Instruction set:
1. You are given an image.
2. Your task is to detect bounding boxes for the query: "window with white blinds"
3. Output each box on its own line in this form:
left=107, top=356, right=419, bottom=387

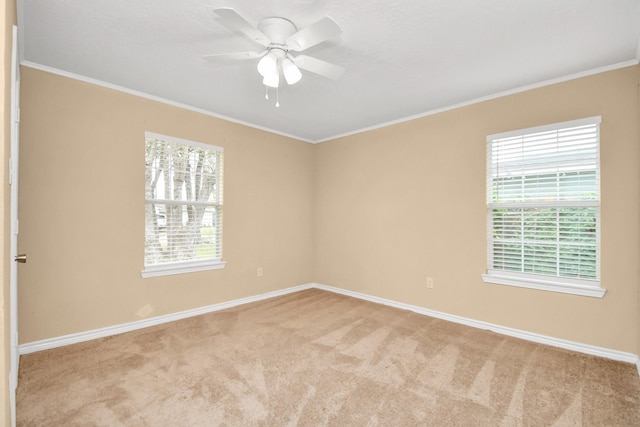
left=142, top=132, right=225, bottom=278
left=482, top=116, right=604, bottom=298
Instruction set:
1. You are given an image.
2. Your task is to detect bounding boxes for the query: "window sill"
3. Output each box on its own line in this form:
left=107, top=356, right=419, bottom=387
left=141, top=260, right=226, bottom=278
left=482, top=271, right=605, bottom=298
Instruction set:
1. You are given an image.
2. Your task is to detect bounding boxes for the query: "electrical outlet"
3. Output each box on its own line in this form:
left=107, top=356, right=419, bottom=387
left=257, top=267, right=263, bottom=277
left=426, top=277, right=434, bottom=289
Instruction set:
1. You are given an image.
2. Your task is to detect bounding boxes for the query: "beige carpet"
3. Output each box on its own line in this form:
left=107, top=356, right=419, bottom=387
left=16, top=289, right=640, bottom=426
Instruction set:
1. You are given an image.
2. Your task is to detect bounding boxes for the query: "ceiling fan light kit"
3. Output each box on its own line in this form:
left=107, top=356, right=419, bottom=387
left=257, top=48, right=298, bottom=88
left=205, top=8, right=345, bottom=107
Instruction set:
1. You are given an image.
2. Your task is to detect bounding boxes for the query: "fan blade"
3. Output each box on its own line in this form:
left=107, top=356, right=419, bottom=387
left=294, top=55, right=344, bottom=80
left=203, top=51, right=264, bottom=63
left=213, top=8, right=270, bottom=47
left=286, top=17, right=341, bottom=52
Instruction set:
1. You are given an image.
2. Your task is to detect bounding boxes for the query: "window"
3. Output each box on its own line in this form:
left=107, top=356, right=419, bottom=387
left=142, top=132, right=224, bottom=278
left=482, top=116, right=604, bottom=298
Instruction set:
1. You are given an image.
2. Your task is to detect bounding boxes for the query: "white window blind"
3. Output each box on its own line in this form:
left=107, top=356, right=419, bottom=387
left=143, top=132, right=224, bottom=277
left=484, top=116, right=603, bottom=297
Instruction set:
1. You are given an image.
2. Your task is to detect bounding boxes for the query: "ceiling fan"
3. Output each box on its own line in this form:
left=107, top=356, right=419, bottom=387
left=204, top=8, right=345, bottom=105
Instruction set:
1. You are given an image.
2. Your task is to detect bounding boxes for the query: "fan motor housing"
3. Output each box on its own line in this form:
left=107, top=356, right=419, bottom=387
left=258, top=17, right=298, bottom=46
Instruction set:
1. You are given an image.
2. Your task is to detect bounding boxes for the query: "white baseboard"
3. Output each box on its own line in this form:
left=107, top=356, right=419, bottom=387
left=19, top=281, right=640, bottom=378
left=313, top=283, right=640, bottom=367
left=18, top=283, right=314, bottom=355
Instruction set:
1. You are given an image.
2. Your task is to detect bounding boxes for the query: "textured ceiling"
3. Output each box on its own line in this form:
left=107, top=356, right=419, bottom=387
left=17, top=0, right=640, bottom=142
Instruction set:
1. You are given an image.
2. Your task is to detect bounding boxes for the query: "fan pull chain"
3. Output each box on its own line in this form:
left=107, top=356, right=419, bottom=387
left=263, top=85, right=280, bottom=108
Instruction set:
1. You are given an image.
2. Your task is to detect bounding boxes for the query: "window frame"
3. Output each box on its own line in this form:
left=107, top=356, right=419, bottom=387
left=141, top=132, right=225, bottom=278
left=482, top=116, right=605, bottom=298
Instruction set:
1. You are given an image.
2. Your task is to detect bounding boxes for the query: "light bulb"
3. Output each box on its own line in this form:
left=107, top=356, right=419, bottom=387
left=282, top=58, right=302, bottom=85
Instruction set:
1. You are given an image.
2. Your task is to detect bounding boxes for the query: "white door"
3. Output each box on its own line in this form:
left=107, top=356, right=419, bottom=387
left=9, top=24, right=21, bottom=427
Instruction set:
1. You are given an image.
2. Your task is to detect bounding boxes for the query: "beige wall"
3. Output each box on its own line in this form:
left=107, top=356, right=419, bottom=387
left=18, top=67, right=315, bottom=343
left=2, top=0, right=16, bottom=423
left=315, top=66, right=640, bottom=354
left=16, top=63, right=640, bottom=358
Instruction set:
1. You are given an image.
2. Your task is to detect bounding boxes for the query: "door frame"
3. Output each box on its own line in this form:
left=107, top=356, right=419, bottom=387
left=9, top=23, right=20, bottom=427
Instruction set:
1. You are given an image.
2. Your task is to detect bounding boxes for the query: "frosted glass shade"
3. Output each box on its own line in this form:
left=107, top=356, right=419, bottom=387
left=282, top=58, right=302, bottom=85
left=257, top=52, right=278, bottom=78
